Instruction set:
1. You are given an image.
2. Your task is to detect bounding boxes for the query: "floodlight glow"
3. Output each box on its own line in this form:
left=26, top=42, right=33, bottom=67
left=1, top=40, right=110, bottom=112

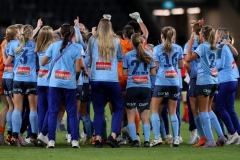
left=171, top=8, right=184, bottom=15
left=187, top=7, right=201, bottom=14
left=153, top=9, right=171, bottom=16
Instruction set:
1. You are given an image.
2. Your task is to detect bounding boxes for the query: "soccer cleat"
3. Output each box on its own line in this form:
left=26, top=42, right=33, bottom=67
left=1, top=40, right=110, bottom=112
left=46, top=140, right=55, bottom=148
left=144, top=141, right=150, bottom=147
left=11, top=137, right=21, bottom=147
left=5, top=134, right=13, bottom=145
left=150, top=138, right=162, bottom=147
left=118, top=139, right=127, bottom=145
left=178, top=136, right=183, bottom=144
left=226, top=132, right=238, bottom=145
left=162, top=138, right=168, bottom=145
left=30, top=137, right=38, bottom=146
left=166, top=134, right=173, bottom=144
left=25, top=137, right=31, bottom=144
left=216, top=136, right=227, bottom=147
left=121, top=127, right=132, bottom=142
left=234, top=136, right=240, bottom=145
left=193, top=136, right=207, bottom=147
left=106, top=135, right=120, bottom=148
left=137, top=135, right=141, bottom=146
left=187, top=129, right=200, bottom=144
left=131, top=140, right=140, bottom=147
left=83, top=137, right=92, bottom=145
left=94, top=140, right=103, bottom=148
left=19, top=135, right=27, bottom=146
left=71, top=140, right=80, bottom=148
left=92, top=136, right=96, bottom=145
left=170, top=137, right=179, bottom=147
left=201, top=140, right=216, bottom=148
left=37, top=133, right=49, bottom=146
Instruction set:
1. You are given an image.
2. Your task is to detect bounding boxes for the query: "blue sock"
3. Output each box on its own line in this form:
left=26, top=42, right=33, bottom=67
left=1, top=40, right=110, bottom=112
left=82, top=114, right=92, bottom=138
left=170, top=114, right=179, bottom=140
left=122, top=121, right=128, bottom=139
left=6, top=112, right=12, bottom=131
left=209, top=110, right=223, bottom=137
left=101, top=116, right=107, bottom=140
left=151, top=113, right=160, bottom=139
left=128, top=122, right=137, bottom=141
left=29, top=111, right=38, bottom=134
left=143, top=124, right=150, bottom=142
left=160, top=116, right=166, bottom=138
left=56, top=121, right=61, bottom=131
left=194, top=115, right=205, bottom=137
left=12, top=110, right=21, bottom=136
left=199, top=112, right=214, bottom=141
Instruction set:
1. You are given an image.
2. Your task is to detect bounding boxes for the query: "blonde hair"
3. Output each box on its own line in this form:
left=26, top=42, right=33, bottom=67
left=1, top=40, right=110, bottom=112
left=201, top=25, right=217, bottom=50
left=216, top=28, right=229, bottom=40
left=15, top=25, right=33, bottom=54
left=5, top=25, right=19, bottom=42
left=35, top=26, right=53, bottom=53
left=94, top=18, right=117, bottom=62
left=161, top=26, right=173, bottom=55
left=131, top=33, right=153, bottom=64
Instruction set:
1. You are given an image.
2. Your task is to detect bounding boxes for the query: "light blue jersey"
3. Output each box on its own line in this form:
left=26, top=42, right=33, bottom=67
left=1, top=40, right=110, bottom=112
left=82, top=50, right=90, bottom=84
left=194, top=42, right=218, bottom=85
left=74, top=24, right=87, bottom=51
left=154, top=43, right=183, bottom=86
left=216, top=41, right=239, bottom=79
left=46, top=41, right=81, bottom=89
left=183, top=38, right=199, bottom=78
left=216, top=44, right=238, bottom=83
left=123, top=50, right=155, bottom=88
left=88, top=37, right=123, bottom=82
left=9, top=40, right=37, bottom=82
left=3, top=40, right=18, bottom=79
left=76, top=47, right=85, bottom=86
left=37, top=49, right=52, bottom=86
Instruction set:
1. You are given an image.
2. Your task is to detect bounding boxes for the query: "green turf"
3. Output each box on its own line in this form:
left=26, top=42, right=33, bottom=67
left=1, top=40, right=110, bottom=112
left=1, top=100, right=240, bottom=160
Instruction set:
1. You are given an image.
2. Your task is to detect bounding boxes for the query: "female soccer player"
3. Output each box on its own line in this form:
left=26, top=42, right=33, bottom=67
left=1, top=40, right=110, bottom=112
left=150, top=26, right=183, bottom=147
left=123, top=33, right=156, bottom=147
left=88, top=15, right=123, bottom=148
left=6, top=25, right=38, bottom=146
left=42, top=24, right=87, bottom=148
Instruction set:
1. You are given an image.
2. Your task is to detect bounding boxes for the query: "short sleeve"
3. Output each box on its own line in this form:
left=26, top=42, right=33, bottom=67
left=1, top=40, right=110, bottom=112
left=122, top=53, right=129, bottom=69
left=45, top=43, right=54, bottom=58
left=194, top=44, right=202, bottom=57
left=9, top=41, right=18, bottom=57
left=153, top=46, right=159, bottom=62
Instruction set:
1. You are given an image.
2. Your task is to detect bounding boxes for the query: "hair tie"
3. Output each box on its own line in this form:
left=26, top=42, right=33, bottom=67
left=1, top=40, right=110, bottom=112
left=21, top=33, right=24, bottom=36
left=103, top=14, right=111, bottom=21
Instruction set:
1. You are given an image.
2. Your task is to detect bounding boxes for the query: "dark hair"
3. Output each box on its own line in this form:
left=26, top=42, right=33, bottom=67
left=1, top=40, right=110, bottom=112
left=127, top=20, right=141, bottom=34
left=122, top=25, right=135, bottom=39
left=60, top=23, right=75, bottom=53
left=86, top=32, right=93, bottom=43
left=131, top=33, right=153, bottom=64
left=116, top=31, right=123, bottom=39
left=193, top=23, right=201, bottom=35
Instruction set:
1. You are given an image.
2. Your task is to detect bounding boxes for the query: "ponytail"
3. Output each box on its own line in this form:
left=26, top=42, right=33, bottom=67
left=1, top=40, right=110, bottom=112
left=202, top=25, right=217, bottom=50
left=15, top=25, right=33, bottom=54
left=59, top=24, right=74, bottom=53
left=131, top=33, right=153, bottom=64
left=162, top=27, right=173, bottom=55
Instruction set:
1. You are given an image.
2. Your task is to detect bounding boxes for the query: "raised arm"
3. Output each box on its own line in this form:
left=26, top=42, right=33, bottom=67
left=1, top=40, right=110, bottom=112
left=32, top=18, right=43, bottom=38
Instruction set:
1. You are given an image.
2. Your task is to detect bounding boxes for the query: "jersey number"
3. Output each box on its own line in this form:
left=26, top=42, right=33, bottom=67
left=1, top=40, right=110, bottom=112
left=162, top=52, right=178, bottom=68
left=131, top=60, right=147, bottom=75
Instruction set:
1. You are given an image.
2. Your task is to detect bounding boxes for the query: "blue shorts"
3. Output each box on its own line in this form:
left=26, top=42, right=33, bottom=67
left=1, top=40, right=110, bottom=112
left=125, top=87, right=151, bottom=110
left=2, top=78, right=13, bottom=97
left=188, top=78, right=197, bottom=97
left=12, top=81, right=37, bottom=95
left=196, top=84, right=218, bottom=97
left=152, top=85, right=180, bottom=100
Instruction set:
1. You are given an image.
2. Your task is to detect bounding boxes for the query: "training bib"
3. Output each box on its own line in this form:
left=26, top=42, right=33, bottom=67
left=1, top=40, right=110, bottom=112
left=38, top=69, right=48, bottom=78
left=16, top=66, right=30, bottom=75
left=4, top=64, right=13, bottom=72
left=164, top=70, right=178, bottom=78
left=96, top=62, right=111, bottom=70
left=132, top=76, right=148, bottom=83
left=54, top=70, right=71, bottom=80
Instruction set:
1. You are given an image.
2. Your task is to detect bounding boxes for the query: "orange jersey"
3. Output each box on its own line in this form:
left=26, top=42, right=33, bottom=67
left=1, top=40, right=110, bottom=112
left=0, top=39, right=7, bottom=71
left=118, top=38, right=133, bottom=90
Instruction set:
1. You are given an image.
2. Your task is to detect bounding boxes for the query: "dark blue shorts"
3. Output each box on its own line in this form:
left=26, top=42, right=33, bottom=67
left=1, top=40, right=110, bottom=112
left=188, top=78, right=197, bottom=97
left=2, top=78, right=13, bottom=97
left=196, top=84, right=218, bottom=97
left=81, top=83, right=90, bottom=103
left=12, top=81, right=37, bottom=95
left=152, top=85, right=180, bottom=100
left=125, top=87, right=151, bottom=110
left=76, top=85, right=83, bottom=101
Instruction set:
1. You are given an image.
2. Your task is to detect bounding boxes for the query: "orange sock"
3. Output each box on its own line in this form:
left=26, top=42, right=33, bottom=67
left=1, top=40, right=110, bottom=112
left=0, top=126, right=5, bottom=135
left=135, top=113, right=140, bottom=134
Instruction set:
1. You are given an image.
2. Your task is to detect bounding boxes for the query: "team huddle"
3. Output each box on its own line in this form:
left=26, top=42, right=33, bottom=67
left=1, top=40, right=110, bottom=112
left=0, top=12, right=239, bottom=149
